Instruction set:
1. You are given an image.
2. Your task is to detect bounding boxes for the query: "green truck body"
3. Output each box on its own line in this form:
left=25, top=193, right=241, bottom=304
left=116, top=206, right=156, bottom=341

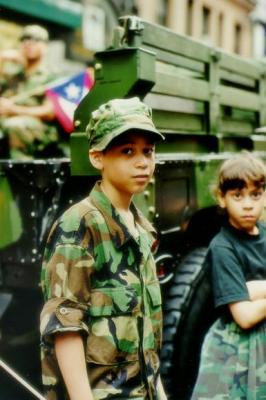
left=1, top=16, right=266, bottom=399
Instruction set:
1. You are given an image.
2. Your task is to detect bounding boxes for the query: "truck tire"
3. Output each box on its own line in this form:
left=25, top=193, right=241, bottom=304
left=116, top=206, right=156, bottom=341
left=160, top=247, right=217, bottom=400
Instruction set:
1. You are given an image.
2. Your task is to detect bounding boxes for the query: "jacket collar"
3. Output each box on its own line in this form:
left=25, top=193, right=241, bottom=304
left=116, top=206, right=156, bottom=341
left=89, top=181, right=157, bottom=249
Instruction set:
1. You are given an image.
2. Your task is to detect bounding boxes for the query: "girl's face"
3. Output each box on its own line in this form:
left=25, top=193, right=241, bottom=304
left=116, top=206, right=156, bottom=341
left=218, top=181, right=266, bottom=235
left=90, top=131, right=155, bottom=203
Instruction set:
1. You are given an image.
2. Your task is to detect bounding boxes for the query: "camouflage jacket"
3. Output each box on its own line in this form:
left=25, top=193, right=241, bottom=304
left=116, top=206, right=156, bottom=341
left=0, top=62, right=54, bottom=103
left=40, top=182, right=163, bottom=400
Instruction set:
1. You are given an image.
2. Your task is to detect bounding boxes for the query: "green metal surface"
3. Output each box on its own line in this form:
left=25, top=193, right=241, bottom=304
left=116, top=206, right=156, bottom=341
left=195, top=159, right=221, bottom=209
left=72, top=15, right=266, bottom=211
left=74, top=48, right=156, bottom=131
left=153, top=110, right=203, bottom=133
left=0, top=0, right=81, bottom=28
left=70, top=132, right=97, bottom=176
left=0, top=174, right=22, bottom=249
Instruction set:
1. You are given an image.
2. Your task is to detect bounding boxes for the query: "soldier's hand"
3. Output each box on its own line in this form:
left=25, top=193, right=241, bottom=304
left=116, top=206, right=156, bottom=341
left=0, top=49, right=26, bottom=66
left=0, top=97, right=17, bottom=116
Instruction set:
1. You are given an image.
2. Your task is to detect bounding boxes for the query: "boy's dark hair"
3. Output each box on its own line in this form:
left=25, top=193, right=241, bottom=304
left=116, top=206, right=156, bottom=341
left=216, top=151, right=266, bottom=195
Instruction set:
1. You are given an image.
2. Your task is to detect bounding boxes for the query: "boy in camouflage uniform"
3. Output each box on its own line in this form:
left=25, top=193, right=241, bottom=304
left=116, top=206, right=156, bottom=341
left=40, top=97, right=167, bottom=400
left=0, top=25, right=60, bottom=159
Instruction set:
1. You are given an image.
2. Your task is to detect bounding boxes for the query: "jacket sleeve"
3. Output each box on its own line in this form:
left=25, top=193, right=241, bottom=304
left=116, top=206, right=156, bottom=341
left=40, top=238, right=95, bottom=342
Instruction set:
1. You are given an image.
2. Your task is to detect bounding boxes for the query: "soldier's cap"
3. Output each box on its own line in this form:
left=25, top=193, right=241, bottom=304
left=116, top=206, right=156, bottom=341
left=87, top=97, right=165, bottom=151
left=20, top=25, right=49, bottom=42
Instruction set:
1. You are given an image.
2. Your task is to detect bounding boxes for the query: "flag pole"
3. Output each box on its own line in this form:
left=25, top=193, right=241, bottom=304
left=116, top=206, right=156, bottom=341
left=0, top=358, right=46, bottom=400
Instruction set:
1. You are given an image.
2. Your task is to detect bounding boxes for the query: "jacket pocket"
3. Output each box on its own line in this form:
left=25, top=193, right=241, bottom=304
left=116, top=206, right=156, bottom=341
left=86, top=286, right=139, bottom=365
left=145, top=281, right=162, bottom=351
left=146, top=281, right=162, bottom=308
left=88, top=286, right=138, bottom=316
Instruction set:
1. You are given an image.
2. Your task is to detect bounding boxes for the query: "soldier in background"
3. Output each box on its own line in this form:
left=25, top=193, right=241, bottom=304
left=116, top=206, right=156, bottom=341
left=0, top=24, right=64, bottom=159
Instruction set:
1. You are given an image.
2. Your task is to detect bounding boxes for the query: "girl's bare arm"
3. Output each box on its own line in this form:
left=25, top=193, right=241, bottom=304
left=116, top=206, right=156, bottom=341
left=246, top=280, right=266, bottom=300
left=229, top=298, right=266, bottom=330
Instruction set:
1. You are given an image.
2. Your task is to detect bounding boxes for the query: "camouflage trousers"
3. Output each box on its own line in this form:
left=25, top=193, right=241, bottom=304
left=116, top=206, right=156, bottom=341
left=191, top=317, right=266, bottom=399
left=0, top=115, right=59, bottom=160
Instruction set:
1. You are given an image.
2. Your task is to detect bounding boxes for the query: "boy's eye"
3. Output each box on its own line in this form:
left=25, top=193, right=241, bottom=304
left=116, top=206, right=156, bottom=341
left=121, top=147, right=133, bottom=155
left=120, top=146, right=154, bottom=156
left=144, top=147, right=155, bottom=155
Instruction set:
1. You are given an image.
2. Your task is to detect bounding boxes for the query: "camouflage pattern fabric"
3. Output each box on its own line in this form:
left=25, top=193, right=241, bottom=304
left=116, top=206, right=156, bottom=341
left=0, top=63, right=59, bottom=159
left=87, top=97, right=164, bottom=151
left=40, top=182, right=162, bottom=400
left=1, top=115, right=58, bottom=160
left=191, top=317, right=266, bottom=399
left=0, top=61, right=51, bottom=99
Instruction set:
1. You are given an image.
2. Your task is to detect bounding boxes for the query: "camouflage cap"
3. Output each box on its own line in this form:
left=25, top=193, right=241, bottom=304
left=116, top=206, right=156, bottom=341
left=86, top=97, right=164, bottom=151
left=20, top=25, right=49, bottom=42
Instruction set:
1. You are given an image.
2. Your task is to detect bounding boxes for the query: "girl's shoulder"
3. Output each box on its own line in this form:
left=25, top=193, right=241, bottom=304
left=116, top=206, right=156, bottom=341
left=258, top=220, right=266, bottom=233
left=209, top=226, right=233, bottom=249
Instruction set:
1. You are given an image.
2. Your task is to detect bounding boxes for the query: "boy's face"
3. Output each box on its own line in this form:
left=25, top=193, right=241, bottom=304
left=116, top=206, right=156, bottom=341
left=89, top=131, right=155, bottom=199
left=218, top=180, right=266, bottom=235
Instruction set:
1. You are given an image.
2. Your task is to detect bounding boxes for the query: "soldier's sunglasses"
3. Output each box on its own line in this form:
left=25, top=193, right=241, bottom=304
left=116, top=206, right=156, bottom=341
left=20, top=35, right=46, bottom=42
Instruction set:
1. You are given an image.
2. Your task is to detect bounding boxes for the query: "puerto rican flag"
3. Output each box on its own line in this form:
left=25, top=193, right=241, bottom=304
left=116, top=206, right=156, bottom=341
left=46, top=70, right=94, bottom=133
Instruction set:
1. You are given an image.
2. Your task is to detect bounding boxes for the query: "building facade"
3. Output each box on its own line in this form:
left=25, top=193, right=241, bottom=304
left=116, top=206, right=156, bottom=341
left=135, top=0, right=256, bottom=57
left=0, top=0, right=259, bottom=64
left=0, top=0, right=137, bottom=70
left=251, top=0, right=266, bottom=57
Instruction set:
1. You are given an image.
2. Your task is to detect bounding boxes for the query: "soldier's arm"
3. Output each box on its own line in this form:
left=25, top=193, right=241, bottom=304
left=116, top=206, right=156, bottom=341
left=55, top=332, right=94, bottom=400
left=0, top=49, right=26, bottom=70
left=0, top=97, right=55, bottom=121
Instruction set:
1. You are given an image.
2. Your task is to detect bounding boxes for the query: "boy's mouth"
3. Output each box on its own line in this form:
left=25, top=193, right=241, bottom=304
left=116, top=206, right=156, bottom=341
left=133, top=174, right=149, bottom=181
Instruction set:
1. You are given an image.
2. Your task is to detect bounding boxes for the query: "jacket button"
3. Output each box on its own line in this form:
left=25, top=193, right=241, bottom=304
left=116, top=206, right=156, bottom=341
left=59, top=307, right=68, bottom=315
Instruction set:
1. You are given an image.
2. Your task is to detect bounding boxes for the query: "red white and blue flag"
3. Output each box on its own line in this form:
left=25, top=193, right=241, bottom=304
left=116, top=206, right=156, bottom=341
left=46, top=70, right=94, bottom=133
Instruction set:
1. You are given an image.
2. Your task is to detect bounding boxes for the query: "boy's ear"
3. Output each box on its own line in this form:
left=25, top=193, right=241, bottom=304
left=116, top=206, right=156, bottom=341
left=89, top=150, right=103, bottom=171
left=217, top=190, right=226, bottom=208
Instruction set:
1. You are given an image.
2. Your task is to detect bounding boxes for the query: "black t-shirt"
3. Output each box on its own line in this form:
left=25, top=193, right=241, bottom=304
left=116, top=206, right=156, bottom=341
left=205, top=222, right=266, bottom=308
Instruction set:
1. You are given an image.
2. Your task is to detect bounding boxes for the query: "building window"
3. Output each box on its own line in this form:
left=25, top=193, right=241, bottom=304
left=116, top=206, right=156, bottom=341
left=157, top=0, right=168, bottom=26
left=234, top=23, right=242, bottom=54
left=264, top=25, right=266, bottom=56
left=82, top=5, right=106, bottom=51
left=218, top=13, right=223, bottom=47
left=202, top=6, right=210, bottom=38
left=186, top=0, right=193, bottom=36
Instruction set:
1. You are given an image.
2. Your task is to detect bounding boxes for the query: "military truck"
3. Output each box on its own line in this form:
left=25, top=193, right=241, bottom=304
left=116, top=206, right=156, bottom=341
left=1, top=15, right=266, bottom=400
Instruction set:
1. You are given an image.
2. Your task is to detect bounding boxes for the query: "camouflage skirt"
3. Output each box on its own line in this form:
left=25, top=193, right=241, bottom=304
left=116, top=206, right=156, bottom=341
left=191, top=317, right=266, bottom=399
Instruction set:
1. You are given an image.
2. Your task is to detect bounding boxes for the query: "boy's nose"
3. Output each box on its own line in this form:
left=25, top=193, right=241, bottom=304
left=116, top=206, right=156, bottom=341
left=135, top=155, right=149, bottom=168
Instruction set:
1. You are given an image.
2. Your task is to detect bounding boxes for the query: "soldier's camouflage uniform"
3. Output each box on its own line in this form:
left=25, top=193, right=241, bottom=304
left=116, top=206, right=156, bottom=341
left=40, top=182, right=163, bottom=400
left=0, top=62, right=59, bottom=159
